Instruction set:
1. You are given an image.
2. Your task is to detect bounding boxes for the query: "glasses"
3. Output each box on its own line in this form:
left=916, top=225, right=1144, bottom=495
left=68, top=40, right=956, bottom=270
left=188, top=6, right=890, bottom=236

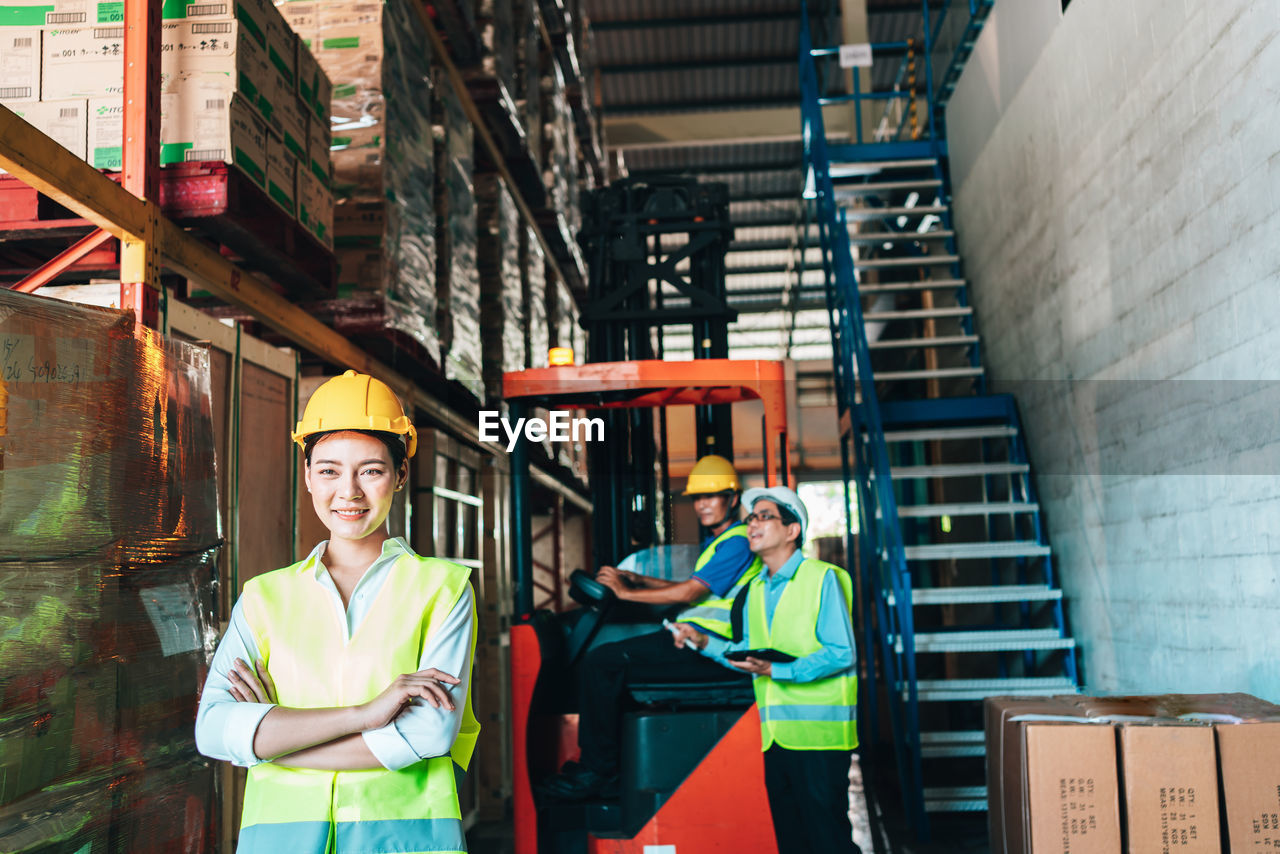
left=745, top=511, right=784, bottom=525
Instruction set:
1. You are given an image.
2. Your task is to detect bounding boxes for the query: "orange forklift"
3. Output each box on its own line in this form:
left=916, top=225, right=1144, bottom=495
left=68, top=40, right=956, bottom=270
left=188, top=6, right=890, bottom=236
left=503, top=358, right=793, bottom=854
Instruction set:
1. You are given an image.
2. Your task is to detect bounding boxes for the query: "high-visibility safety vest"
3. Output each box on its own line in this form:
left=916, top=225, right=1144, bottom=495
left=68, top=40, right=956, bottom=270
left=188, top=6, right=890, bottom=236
left=747, top=558, right=858, bottom=752
left=236, top=553, right=480, bottom=853
left=676, top=523, right=761, bottom=639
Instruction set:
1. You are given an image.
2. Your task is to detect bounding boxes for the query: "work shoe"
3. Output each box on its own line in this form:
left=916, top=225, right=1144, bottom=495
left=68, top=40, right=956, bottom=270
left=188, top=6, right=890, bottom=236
left=536, top=762, right=620, bottom=801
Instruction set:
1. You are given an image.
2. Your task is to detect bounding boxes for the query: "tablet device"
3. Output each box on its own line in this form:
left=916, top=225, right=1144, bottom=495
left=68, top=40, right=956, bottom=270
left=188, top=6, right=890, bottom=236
left=724, top=648, right=796, bottom=663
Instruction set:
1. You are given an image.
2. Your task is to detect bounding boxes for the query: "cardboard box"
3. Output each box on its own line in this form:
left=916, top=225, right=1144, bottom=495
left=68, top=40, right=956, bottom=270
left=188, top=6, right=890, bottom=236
left=296, top=163, right=331, bottom=248
left=275, top=0, right=316, bottom=41
left=1, top=0, right=122, bottom=26
left=159, top=91, right=266, bottom=187
left=262, top=1, right=293, bottom=91
left=316, top=0, right=381, bottom=94
left=265, top=130, right=295, bottom=214
left=1217, top=722, right=1280, bottom=852
left=306, top=108, right=329, bottom=184
left=160, top=0, right=233, bottom=21
left=162, top=18, right=278, bottom=123
left=1119, top=724, right=1221, bottom=854
left=1025, top=724, right=1122, bottom=854
left=0, top=27, right=39, bottom=102
left=294, top=30, right=331, bottom=119
left=8, top=98, right=87, bottom=160
left=41, top=24, right=124, bottom=99
left=332, top=197, right=382, bottom=246
left=87, top=96, right=122, bottom=169
left=335, top=246, right=382, bottom=294
left=270, top=87, right=305, bottom=161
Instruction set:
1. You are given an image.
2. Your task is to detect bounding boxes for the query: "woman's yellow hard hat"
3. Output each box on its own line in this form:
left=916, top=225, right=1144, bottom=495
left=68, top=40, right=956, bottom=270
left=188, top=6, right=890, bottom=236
left=681, top=454, right=740, bottom=496
left=292, top=370, right=417, bottom=457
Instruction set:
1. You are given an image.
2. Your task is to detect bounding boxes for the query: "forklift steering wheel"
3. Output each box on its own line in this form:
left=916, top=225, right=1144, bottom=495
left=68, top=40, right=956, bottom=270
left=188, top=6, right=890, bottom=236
left=569, top=569, right=617, bottom=608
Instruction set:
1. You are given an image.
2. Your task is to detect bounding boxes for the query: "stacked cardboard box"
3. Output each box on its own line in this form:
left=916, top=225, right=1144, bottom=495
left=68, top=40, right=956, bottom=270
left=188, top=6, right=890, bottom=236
left=434, top=64, right=482, bottom=397
left=986, top=693, right=1280, bottom=854
left=0, top=0, right=333, bottom=245
left=280, top=0, right=440, bottom=361
left=0, top=289, right=220, bottom=852
left=477, top=173, right=525, bottom=402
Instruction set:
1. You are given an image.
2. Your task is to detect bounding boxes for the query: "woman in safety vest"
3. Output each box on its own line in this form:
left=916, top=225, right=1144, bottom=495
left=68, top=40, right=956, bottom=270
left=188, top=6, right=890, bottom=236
left=196, top=370, right=480, bottom=853
left=672, top=486, right=861, bottom=854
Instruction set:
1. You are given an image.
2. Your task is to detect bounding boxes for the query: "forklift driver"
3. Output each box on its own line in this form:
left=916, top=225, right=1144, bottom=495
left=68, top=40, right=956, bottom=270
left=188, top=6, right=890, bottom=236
left=672, top=486, right=862, bottom=854
left=536, top=454, right=761, bottom=801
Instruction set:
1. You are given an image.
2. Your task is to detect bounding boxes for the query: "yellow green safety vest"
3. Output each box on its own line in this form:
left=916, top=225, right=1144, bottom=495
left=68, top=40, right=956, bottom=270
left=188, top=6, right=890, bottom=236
left=676, top=523, right=761, bottom=639
left=747, top=557, right=858, bottom=752
left=236, top=553, right=480, bottom=853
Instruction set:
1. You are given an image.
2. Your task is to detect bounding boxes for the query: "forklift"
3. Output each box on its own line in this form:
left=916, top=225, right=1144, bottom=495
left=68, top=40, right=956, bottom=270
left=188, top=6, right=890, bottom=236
left=502, top=177, right=797, bottom=852
left=504, top=358, right=792, bottom=854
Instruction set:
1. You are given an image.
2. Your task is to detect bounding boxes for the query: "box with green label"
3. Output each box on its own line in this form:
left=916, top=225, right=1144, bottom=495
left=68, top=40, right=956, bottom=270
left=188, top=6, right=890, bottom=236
left=265, top=129, right=295, bottom=215
left=41, top=24, right=124, bottom=100
left=162, top=18, right=278, bottom=123
left=270, top=88, right=306, bottom=163
left=306, top=106, right=329, bottom=184
left=0, top=27, right=39, bottom=101
left=86, top=96, right=121, bottom=169
left=296, top=162, right=331, bottom=248
left=1, top=0, right=124, bottom=26
left=161, top=90, right=269, bottom=188
left=1, top=99, right=85, bottom=174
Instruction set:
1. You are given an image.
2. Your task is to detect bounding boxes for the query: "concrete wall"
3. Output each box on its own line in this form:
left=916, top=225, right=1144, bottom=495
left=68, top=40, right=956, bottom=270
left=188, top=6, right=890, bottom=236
left=946, top=0, right=1280, bottom=700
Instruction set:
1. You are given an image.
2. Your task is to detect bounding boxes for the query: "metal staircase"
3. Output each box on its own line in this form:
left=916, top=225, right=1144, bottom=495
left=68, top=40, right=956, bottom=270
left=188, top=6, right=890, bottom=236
left=797, top=2, right=1078, bottom=839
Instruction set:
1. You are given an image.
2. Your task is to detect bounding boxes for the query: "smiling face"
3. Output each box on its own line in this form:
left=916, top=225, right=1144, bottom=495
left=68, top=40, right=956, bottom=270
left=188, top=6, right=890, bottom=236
left=692, top=493, right=735, bottom=529
left=303, top=431, right=407, bottom=545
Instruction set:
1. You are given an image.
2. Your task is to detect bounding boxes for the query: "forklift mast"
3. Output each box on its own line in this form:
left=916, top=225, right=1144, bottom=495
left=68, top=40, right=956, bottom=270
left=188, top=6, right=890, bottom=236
left=577, top=177, right=736, bottom=566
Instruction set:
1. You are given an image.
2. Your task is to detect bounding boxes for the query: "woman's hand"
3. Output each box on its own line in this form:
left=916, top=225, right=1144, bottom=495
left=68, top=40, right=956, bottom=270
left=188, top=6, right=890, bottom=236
left=229, top=658, right=277, bottom=704
left=357, top=669, right=461, bottom=731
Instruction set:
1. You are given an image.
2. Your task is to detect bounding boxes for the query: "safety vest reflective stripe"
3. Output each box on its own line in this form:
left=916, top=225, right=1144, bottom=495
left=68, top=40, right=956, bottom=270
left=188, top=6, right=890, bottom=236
left=759, top=704, right=858, bottom=723
left=676, top=524, right=760, bottom=638
left=748, top=557, right=859, bottom=752
left=237, top=553, right=476, bottom=853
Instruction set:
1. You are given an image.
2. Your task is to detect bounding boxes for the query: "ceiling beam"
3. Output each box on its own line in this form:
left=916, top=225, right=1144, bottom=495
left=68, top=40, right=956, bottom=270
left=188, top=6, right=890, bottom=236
left=592, top=11, right=805, bottom=31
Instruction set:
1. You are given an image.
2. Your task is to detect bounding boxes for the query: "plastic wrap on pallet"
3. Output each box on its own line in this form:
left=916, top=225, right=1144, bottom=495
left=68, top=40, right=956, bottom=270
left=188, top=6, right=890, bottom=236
left=0, top=289, right=220, bottom=854
left=477, top=0, right=516, bottom=104
left=541, top=61, right=570, bottom=216
left=551, top=277, right=575, bottom=352
left=566, top=114, right=581, bottom=236
left=517, top=0, right=542, bottom=167
left=316, top=0, right=440, bottom=363
left=521, top=224, right=548, bottom=369
left=477, top=175, right=525, bottom=402
left=434, top=65, right=483, bottom=399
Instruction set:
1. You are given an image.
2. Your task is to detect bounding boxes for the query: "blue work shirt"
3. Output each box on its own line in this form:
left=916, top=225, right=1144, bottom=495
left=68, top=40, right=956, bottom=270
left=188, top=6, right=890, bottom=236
left=700, top=550, right=857, bottom=683
left=690, top=522, right=755, bottom=597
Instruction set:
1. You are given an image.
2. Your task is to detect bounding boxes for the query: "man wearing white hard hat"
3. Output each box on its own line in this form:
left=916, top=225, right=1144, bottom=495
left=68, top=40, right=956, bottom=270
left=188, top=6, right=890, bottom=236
left=672, top=485, right=861, bottom=854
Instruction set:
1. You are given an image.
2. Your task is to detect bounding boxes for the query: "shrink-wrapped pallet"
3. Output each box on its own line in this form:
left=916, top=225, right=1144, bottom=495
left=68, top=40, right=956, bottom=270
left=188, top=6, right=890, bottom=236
left=521, top=224, right=548, bottom=369
left=477, top=174, right=525, bottom=402
left=516, top=0, right=542, bottom=166
left=434, top=65, right=483, bottom=398
left=0, top=290, right=220, bottom=854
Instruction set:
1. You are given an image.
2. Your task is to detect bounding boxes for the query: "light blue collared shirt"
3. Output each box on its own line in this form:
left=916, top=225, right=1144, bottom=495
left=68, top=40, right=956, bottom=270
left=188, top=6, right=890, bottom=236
left=700, top=550, right=856, bottom=683
left=195, top=537, right=474, bottom=771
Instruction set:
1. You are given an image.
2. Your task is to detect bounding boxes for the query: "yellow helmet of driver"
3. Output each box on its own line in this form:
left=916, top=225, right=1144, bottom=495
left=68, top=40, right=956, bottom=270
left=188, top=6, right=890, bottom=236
left=681, top=454, right=740, bottom=496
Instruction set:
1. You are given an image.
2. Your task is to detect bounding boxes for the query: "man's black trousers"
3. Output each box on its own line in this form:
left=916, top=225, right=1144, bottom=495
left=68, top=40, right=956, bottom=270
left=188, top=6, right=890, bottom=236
left=576, top=629, right=749, bottom=774
left=763, top=745, right=863, bottom=854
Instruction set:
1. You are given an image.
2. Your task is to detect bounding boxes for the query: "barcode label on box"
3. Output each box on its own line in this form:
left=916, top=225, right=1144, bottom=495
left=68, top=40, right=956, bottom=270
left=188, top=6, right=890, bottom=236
left=60, top=108, right=80, bottom=118
left=12, top=37, right=33, bottom=48
left=192, top=21, right=231, bottom=33
left=185, top=148, right=225, bottom=161
left=205, top=99, right=226, bottom=110
left=188, top=2, right=228, bottom=14
left=0, top=87, right=32, bottom=99
left=48, top=11, right=86, bottom=22
left=94, top=26, right=124, bottom=37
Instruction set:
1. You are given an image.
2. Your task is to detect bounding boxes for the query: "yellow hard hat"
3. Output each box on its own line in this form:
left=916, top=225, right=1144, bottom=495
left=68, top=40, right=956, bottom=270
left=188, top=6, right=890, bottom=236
left=682, top=454, right=740, bottom=496
left=292, top=370, right=417, bottom=457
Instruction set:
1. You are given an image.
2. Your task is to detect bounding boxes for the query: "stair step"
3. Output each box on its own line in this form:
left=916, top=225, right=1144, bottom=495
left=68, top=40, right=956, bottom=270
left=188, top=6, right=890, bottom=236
left=844, top=204, right=949, bottom=220
left=875, top=462, right=1029, bottom=479
left=828, top=158, right=939, bottom=176
left=883, top=425, right=1018, bottom=442
left=882, top=501, right=1040, bottom=520
left=920, top=730, right=987, bottom=759
left=855, top=255, right=959, bottom=269
left=848, top=230, right=954, bottom=243
left=913, top=677, right=1079, bottom=701
left=872, top=366, right=986, bottom=382
left=924, top=786, right=988, bottom=812
left=864, top=306, right=972, bottom=322
left=888, top=584, right=1061, bottom=606
left=904, top=541, right=1052, bottom=561
left=859, top=278, right=967, bottom=294
left=867, top=334, right=979, bottom=351
left=901, top=629, right=1075, bottom=654
left=835, top=178, right=943, bottom=195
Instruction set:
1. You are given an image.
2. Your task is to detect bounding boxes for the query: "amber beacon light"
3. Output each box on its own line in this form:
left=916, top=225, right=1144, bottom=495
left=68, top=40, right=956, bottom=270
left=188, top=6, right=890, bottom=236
left=548, top=347, right=574, bottom=366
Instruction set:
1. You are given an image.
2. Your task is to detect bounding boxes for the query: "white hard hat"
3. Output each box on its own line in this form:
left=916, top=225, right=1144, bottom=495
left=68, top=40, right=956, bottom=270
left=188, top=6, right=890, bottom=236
left=742, top=485, right=809, bottom=543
